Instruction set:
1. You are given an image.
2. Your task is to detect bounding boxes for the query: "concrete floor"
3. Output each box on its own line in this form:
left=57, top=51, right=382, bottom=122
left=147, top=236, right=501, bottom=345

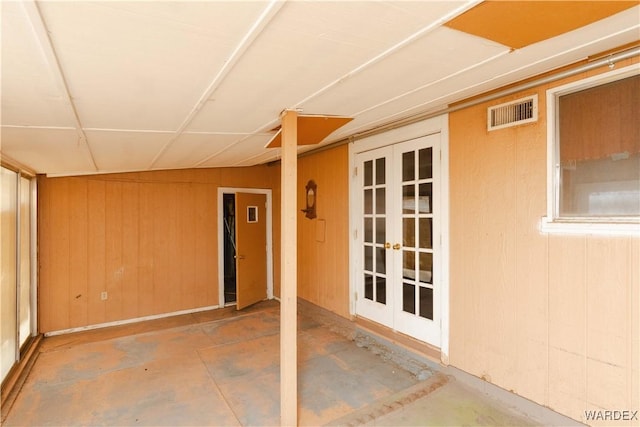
left=2, top=301, right=568, bottom=426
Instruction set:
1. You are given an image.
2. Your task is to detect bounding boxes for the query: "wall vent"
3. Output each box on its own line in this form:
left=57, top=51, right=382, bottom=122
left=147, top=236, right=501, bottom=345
left=487, top=94, right=538, bottom=131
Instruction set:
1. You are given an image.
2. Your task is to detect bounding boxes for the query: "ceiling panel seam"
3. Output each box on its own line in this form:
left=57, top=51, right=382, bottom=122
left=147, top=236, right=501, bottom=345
left=195, top=0, right=483, bottom=168
left=22, top=1, right=98, bottom=172
left=288, top=0, right=483, bottom=110
left=147, top=0, right=286, bottom=170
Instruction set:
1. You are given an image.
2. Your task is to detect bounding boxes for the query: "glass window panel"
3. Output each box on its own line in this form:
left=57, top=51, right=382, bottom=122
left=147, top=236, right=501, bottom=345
left=403, top=250, right=415, bottom=279
left=364, top=189, right=372, bottom=214
left=375, top=218, right=385, bottom=244
left=419, top=252, right=433, bottom=284
left=375, top=247, right=386, bottom=274
left=364, top=160, right=373, bottom=186
left=19, top=177, right=31, bottom=347
left=403, top=283, right=416, bottom=314
left=418, top=183, right=432, bottom=213
left=402, top=151, right=415, bottom=182
left=558, top=75, right=640, bottom=217
left=375, top=158, right=385, bottom=185
left=403, top=218, right=415, bottom=247
left=364, top=246, right=373, bottom=271
left=1, top=167, right=18, bottom=382
left=402, top=185, right=415, bottom=214
left=375, top=188, right=385, bottom=214
left=364, top=274, right=373, bottom=300
left=418, top=218, right=432, bottom=249
left=419, top=287, right=434, bottom=320
left=375, top=276, right=386, bottom=304
left=364, top=218, right=373, bottom=242
left=419, top=148, right=433, bottom=179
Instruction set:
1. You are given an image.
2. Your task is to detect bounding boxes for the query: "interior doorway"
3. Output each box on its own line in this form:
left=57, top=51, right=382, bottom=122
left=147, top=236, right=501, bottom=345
left=217, top=188, right=274, bottom=308
left=222, top=193, right=237, bottom=304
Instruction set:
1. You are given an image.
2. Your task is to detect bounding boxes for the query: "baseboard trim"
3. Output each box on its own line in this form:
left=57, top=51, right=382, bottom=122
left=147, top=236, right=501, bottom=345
left=44, top=305, right=220, bottom=337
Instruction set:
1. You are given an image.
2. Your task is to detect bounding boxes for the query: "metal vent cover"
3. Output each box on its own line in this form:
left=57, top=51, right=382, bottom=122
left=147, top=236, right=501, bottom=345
left=488, top=94, right=538, bottom=131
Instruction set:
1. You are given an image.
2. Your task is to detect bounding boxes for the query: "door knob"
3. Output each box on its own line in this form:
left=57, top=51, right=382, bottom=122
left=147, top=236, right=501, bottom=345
left=384, top=242, right=391, bottom=249
left=393, top=243, right=401, bottom=250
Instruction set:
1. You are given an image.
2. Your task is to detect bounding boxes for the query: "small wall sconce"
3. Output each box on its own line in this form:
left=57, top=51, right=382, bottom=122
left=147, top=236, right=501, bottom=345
left=301, top=180, right=317, bottom=219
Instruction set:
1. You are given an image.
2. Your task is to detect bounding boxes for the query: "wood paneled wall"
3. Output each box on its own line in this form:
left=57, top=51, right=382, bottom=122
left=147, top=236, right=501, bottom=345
left=38, top=166, right=277, bottom=333
left=296, top=146, right=350, bottom=318
left=449, top=57, right=639, bottom=423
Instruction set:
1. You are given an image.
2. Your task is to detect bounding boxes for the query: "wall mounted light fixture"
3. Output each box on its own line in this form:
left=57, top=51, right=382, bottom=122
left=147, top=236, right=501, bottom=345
left=301, top=180, right=317, bottom=219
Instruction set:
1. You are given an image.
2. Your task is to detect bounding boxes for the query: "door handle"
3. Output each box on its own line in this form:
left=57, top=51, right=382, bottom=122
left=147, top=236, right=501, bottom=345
left=393, top=243, right=401, bottom=250
left=237, top=255, right=246, bottom=260
left=384, top=242, right=391, bottom=249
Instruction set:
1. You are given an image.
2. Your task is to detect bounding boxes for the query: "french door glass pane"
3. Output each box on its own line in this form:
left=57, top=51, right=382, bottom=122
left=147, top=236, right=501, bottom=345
left=364, top=274, right=373, bottom=300
left=364, top=246, right=373, bottom=271
left=402, top=185, right=414, bottom=214
left=375, top=188, right=385, bottom=214
left=419, top=183, right=432, bottom=213
left=1, top=167, right=18, bottom=382
left=418, top=218, right=432, bottom=249
left=402, top=151, right=415, bottom=182
left=419, top=148, right=433, bottom=179
left=376, top=248, right=386, bottom=274
left=375, top=218, right=385, bottom=244
left=375, top=158, right=385, bottom=184
left=419, top=287, right=434, bottom=319
left=403, top=283, right=415, bottom=314
left=364, top=218, right=373, bottom=242
left=419, top=252, right=433, bottom=284
left=364, top=189, right=372, bottom=214
left=375, top=277, right=386, bottom=304
left=403, top=218, right=415, bottom=247
left=364, top=160, right=373, bottom=186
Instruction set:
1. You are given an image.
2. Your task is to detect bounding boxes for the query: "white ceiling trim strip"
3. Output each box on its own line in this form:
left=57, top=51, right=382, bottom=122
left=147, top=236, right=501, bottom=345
left=289, top=0, right=483, bottom=110
left=22, top=1, right=98, bottom=172
left=197, top=0, right=483, bottom=168
left=148, top=0, right=286, bottom=170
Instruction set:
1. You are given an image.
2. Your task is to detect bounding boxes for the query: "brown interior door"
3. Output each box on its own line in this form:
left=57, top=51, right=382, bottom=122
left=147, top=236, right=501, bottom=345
left=235, top=192, right=267, bottom=310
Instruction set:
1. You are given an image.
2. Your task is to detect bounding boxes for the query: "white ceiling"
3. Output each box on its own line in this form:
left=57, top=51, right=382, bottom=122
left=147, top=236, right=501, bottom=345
left=1, top=1, right=639, bottom=176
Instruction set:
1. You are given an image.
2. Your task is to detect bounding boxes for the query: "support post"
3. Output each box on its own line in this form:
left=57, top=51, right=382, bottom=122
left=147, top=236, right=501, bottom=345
left=280, top=109, right=298, bottom=426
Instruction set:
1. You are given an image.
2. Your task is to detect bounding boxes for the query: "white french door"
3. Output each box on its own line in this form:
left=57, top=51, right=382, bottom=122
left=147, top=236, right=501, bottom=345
left=355, top=134, right=441, bottom=346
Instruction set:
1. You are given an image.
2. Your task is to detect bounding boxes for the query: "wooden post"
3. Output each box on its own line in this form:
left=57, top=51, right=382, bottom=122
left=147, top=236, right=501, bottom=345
left=280, top=109, right=298, bottom=426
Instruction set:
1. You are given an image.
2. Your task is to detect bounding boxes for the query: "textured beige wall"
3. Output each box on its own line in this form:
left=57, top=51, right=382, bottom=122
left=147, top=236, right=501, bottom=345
left=449, top=57, right=639, bottom=424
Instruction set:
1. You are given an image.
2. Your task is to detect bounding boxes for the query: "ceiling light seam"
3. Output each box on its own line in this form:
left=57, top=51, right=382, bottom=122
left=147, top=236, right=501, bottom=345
left=300, top=46, right=640, bottom=160
left=244, top=0, right=483, bottom=145
left=327, top=24, right=640, bottom=139
left=22, top=1, right=98, bottom=172
left=289, top=0, right=482, bottom=109
left=148, top=0, right=286, bottom=170
left=1, top=125, right=76, bottom=130
left=351, top=49, right=511, bottom=117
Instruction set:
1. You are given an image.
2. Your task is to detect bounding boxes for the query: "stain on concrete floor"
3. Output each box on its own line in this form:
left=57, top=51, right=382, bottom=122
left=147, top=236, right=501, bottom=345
left=2, top=301, right=543, bottom=426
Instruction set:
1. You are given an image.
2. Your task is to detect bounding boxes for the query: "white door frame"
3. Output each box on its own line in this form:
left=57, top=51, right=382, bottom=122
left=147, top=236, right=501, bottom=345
left=348, top=114, right=450, bottom=364
left=217, top=187, right=274, bottom=307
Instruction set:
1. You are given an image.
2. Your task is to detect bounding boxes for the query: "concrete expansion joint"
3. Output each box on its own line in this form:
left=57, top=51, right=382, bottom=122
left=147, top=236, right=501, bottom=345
left=325, top=372, right=450, bottom=426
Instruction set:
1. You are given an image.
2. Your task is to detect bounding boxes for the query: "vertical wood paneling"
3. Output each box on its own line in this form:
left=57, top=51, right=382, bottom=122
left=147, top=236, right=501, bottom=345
left=48, top=179, right=70, bottom=331
left=68, top=179, right=88, bottom=327
left=297, top=145, right=350, bottom=318
left=137, top=183, right=154, bottom=317
left=121, top=182, right=139, bottom=320
left=105, top=181, right=124, bottom=322
left=39, top=166, right=275, bottom=333
left=87, top=179, right=106, bottom=326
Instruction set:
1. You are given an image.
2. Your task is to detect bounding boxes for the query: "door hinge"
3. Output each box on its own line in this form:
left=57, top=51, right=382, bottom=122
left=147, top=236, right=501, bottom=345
left=353, top=166, right=358, bottom=177
left=354, top=291, right=358, bottom=301
left=354, top=229, right=358, bottom=239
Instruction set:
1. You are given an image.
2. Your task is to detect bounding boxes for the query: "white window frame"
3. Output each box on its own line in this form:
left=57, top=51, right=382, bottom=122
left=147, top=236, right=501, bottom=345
left=541, top=63, right=640, bottom=237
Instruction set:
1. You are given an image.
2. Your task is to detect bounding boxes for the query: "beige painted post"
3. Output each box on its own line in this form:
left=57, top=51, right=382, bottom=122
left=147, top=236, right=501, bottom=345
left=280, top=109, right=298, bottom=426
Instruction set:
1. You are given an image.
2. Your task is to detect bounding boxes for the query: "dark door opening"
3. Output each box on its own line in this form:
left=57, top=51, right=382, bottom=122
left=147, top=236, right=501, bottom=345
left=223, top=193, right=236, bottom=304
